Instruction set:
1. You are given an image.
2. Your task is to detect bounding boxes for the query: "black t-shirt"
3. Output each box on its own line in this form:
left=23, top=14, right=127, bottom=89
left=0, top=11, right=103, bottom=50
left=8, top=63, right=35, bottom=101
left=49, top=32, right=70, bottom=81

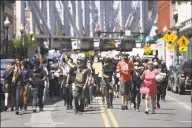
left=3, top=71, right=13, bottom=84
left=29, top=68, right=46, bottom=86
left=68, top=67, right=76, bottom=84
left=102, top=64, right=114, bottom=81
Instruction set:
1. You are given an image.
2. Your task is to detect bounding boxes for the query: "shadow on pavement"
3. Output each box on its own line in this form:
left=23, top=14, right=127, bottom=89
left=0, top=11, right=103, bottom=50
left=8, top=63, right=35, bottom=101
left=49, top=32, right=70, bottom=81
left=160, top=108, right=177, bottom=110
left=1, top=97, right=63, bottom=112
left=155, top=112, right=175, bottom=115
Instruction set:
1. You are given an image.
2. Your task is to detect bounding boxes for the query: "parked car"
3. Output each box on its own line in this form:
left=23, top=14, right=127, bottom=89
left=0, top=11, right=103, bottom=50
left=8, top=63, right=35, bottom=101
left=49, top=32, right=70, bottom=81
left=167, top=58, right=192, bottom=95
left=0, top=59, right=14, bottom=100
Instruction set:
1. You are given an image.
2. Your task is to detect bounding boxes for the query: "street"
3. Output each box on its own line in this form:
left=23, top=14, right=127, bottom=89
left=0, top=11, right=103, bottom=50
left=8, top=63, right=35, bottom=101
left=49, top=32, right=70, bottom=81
left=1, top=91, right=191, bottom=127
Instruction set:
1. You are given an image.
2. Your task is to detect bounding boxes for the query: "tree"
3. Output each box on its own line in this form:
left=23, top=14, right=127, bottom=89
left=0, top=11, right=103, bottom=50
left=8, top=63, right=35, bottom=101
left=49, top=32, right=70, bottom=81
left=13, top=34, right=35, bottom=58
left=55, top=23, right=63, bottom=36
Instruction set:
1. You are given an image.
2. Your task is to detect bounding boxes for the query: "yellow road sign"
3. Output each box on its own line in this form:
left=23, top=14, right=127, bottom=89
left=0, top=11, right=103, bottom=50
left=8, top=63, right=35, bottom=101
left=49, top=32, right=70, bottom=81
left=144, top=44, right=151, bottom=55
left=111, top=41, right=115, bottom=47
left=168, top=45, right=175, bottom=51
left=177, top=35, right=190, bottom=46
left=162, top=30, right=177, bottom=45
left=179, top=46, right=188, bottom=52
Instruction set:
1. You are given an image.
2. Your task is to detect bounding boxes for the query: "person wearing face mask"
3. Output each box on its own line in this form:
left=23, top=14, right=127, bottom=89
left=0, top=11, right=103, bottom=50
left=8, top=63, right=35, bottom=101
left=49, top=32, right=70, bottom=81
left=153, top=61, right=161, bottom=109
left=92, top=57, right=102, bottom=97
left=65, top=56, right=91, bottom=114
left=116, top=54, right=134, bottom=110
left=160, top=61, right=169, bottom=101
left=102, top=57, right=115, bottom=108
left=131, top=62, right=142, bottom=112
left=140, top=61, right=160, bottom=114
left=28, top=59, right=47, bottom=112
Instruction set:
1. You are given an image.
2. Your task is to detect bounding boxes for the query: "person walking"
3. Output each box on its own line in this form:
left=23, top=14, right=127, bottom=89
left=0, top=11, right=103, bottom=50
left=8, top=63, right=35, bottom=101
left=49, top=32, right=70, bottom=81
left=92, top=57, right=102, bottom=97
left=66, top=56, right=91, bottom=114
left=131, top=62, right=142, bottom=112
left=140, top=61, right=160, bottom=114
left=102, top=58, right=115, bottom=108
left=11, top=55, right=24, bottom=115
left=28, top=59, right=47, bottom=112
left=116, top=54, right=134, bottom=110
left=3, top=64, right=15, bottom=111
left=160, top=61, right=169, bottom=101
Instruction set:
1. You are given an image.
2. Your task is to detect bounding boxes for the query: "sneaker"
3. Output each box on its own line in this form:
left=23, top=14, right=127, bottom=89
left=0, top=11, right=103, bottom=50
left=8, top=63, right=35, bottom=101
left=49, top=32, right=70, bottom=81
left=145, top=110, right=149, bottom=114
left=74, top=109, right=78, bottom=114
left=66, top=106, right=69, bottom=110
left=11, top=107, right=14, bottom=111
left=136, top=109, right=139, bottom=112
left=125, top=105, right=128, bottom=110
left=39, top=108, right=43, bottom=111
left=157, top=103, right=160, bottom=109
left=151, top=109, right=155, bottom=114
left=131, top=103, right=134, bottom=108
left=121, top=105, right=125, bottom=110
left=15, top=110, right=19, bottom=115
left=32, top=108, right=37, bottom=113
left=24, top=105, right=27, bottom=111
left=145, top=109, right=149, bottom=114
left=110, top=105, right=113, bottom=109
left=4, top=106, right=8, bottom=111
left=69, top=106, right=73, bottom=110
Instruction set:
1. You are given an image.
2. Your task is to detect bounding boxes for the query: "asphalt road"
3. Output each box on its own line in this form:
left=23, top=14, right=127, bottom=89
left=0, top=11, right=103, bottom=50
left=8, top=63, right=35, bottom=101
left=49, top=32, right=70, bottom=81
left=1, top=91, right=191, bottom=127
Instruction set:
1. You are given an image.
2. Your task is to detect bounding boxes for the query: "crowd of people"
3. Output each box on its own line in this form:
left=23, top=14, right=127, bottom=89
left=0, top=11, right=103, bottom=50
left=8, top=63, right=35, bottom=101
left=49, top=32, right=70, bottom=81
left=2, top=52, right=170, bottom=115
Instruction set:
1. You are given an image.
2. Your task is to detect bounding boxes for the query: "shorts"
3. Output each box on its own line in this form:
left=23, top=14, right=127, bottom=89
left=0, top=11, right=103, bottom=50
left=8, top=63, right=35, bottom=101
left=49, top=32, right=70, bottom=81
left=3, top=83, right=14, bottom=94
left=119, top=80, right=131, bottom=95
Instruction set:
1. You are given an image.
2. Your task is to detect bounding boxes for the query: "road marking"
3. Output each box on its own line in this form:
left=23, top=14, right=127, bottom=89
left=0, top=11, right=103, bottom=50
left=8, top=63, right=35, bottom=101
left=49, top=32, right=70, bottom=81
left=107, top=109, right=120, bottom=127
left=178, top=121, right=192, bottom=123
left=167, top=95, right=191, bottom=111
left=99, top=100, right=110, bottom=127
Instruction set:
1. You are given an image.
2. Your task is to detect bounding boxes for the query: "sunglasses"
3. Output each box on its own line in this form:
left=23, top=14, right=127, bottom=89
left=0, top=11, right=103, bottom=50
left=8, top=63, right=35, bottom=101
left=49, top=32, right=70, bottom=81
left=134, top=64, right=139, bottom=66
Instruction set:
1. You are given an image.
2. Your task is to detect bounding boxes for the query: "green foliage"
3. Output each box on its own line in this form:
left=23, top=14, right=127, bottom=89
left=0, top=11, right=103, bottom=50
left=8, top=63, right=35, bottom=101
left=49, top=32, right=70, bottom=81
left=56, top=23, right=63, bottom=36
left=13, top=34, right=35, bottom=48
left=12, top=33, right=35, bottom=57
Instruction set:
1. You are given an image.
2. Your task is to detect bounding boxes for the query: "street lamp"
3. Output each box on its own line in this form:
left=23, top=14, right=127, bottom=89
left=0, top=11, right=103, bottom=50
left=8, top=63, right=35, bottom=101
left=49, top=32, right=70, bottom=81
left=175, top=23, right=181, bottom=65
left=19, top=24, right=25, bottom=59
left=4, top=17, right=10, bottom=58
left=19, top=24, right=25, bottom=46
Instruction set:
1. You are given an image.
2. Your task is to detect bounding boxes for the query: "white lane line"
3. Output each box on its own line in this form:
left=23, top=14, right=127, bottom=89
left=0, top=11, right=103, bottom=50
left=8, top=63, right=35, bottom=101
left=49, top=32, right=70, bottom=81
left=167, top=95, right=191, bottom=111
left=178, top=121, right=192, bottom=123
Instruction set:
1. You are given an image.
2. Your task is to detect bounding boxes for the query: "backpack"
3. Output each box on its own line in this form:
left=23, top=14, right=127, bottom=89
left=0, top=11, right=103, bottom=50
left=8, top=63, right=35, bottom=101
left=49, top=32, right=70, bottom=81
left=75, top=66, right=89, bottom=84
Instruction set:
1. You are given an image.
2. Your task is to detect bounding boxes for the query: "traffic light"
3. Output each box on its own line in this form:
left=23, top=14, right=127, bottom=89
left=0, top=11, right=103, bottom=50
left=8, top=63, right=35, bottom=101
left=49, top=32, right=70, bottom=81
left=120, top=28, right=124, bottom=36
left=97, top=27, right=102, bottom=37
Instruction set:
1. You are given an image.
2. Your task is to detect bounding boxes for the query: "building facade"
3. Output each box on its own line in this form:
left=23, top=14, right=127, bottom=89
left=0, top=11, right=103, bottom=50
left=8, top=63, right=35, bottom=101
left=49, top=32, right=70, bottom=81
left=157, top=1, right=172, bottom=68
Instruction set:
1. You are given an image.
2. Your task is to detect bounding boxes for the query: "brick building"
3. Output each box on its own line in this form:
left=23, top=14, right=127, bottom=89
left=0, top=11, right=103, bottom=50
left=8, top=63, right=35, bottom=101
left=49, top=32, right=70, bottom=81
left=158, top=1, right=171, bottom=33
